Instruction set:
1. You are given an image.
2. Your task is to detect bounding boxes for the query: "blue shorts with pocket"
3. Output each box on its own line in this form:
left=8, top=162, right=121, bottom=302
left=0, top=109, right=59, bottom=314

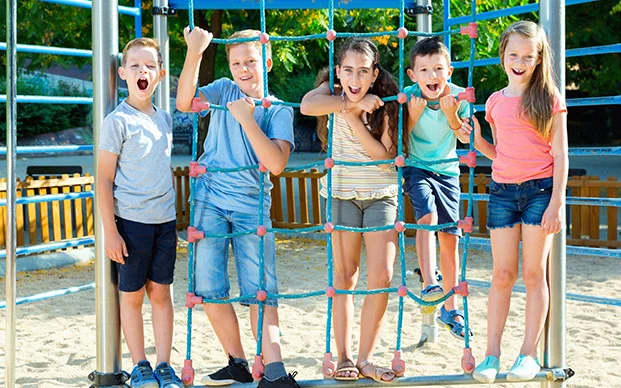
left=115, top=217, right=177, bottom=293
left=402, top=166, right=462, bottom=236
left=193, top=200, right=278, bottom=307
left=487, top=177, right=553, bottom=229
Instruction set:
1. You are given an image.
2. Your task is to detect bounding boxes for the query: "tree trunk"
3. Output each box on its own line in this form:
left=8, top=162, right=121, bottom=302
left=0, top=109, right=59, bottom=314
left=195, top=10, right=222, bottom=157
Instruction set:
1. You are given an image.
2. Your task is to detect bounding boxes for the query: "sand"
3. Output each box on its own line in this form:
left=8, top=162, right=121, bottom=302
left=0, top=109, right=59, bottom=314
left=1, top=235, right=620, bottom=388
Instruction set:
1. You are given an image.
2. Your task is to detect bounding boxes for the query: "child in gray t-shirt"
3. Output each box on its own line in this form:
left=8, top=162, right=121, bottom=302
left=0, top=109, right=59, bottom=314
left=97, top=38, right=182, bottom=388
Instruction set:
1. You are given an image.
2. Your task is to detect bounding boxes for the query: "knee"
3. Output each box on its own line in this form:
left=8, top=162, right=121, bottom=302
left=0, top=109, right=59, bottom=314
left=146, top=284, right=172, bottom=307
left=367, top=268, right=393, bottom=289
left=522, top=267, right=546, bottom=288
left=122, top=289, right=146, bottom=308
left=417, top=213, right=437, bottom=225
left=492, top=268, right=518, bottom=289
left=334, top=265, right=359, bottom=289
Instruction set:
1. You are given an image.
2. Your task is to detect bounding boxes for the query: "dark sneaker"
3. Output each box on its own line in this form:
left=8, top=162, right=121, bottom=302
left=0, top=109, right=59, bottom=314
left=201, top=354, right=253, bottom=386
left=153, top=362, right=183, bottom=388
left=257, top=372, right=300, bottom=388
left=130, top=360, right=159, bottom=388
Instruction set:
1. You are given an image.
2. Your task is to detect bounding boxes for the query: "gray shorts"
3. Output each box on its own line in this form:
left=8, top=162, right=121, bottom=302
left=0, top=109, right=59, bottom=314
left=331, top=197, right=398, bottom=228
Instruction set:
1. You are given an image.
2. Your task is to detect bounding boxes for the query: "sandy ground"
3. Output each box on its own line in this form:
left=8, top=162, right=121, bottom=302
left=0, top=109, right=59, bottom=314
left=0, top=236, right=620, bottom=388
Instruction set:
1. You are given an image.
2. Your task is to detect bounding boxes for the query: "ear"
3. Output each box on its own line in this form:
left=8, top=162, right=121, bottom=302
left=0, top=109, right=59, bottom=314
left=447, top=65, right=454, bottom=77
left=372, top=68, right=379, bottom=83
left=159, top=68, right=166, bottom=81
left=406, top=68, right=416, bottom=83
left=335, top=65, right=341, bottom=78
left=265, top=57, right=273, bottom=72
left=118, top=66, right=126, bottom=80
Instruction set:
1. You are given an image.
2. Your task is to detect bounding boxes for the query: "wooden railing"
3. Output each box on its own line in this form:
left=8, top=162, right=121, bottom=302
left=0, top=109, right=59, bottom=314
left=1, top=168, right=618, bottom=251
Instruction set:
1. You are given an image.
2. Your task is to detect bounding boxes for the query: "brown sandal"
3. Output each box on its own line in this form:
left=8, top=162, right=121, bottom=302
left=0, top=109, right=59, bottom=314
left=334, top=360, right=359, bottom=381
left=356, top=360, right=396, bottom=383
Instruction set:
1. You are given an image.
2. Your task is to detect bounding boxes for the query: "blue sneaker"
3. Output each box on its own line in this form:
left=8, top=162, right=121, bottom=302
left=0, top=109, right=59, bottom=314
left=154, top=362, right=183, bottom=388
left=472, top=355, right=500, bottom=384
left=507, top=355, right=540, bottom=381
left=130, top=360, right=159, bottom=388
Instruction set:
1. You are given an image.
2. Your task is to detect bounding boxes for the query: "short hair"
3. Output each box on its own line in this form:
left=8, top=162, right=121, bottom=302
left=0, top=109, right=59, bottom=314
left=225, top=30, right=272, bottom=60
left=121, top=38, right=163, bottom=67
left=408, top=37, right=451, bottom=68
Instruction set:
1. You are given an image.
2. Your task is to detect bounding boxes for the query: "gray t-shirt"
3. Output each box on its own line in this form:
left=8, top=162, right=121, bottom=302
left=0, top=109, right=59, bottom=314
left=99, top=101, right=176, bottom=224
left=195, top=78, right=294, bottom=213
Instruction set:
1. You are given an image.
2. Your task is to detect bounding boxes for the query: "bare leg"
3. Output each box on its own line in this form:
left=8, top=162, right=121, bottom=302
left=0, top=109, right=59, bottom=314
left=249, top=305, right=282, bottom=365
left=485, top=226, right=521, bottom=358
left=357, top=230, right=397, bottom=364
left=145, top=281, right=174, bottom=365
left=120, top=287, right=147, bottom=365
left=415, top=212, right=438, bottom=288
left=203, top=303, right=246, bottom=360
left=332, top=231, right=362, bottom=378
left=520, top=224, right=553, bottom=357
left=437, top=232, right=459, bottom=312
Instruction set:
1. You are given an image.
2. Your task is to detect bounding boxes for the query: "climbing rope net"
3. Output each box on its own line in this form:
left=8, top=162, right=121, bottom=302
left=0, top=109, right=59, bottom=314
left=181, top=0, right=479, bottom=385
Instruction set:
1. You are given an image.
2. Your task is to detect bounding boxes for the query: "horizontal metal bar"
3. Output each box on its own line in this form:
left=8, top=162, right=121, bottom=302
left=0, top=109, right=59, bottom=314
left=0, top=145, right=93, bottom=156
left=0, top=191, right=94, bottom=207
left=39, top=0, right=140, bottom=16
left=448, top=0, right=595, bottom=26
left=453, top=44, right=621, bottom=69
left=460, top=193, right=621, bottom=208
left=0, top=42, right=92, bottom=57
left=0, top=237, right=94, bottom=259
left=470, top=96, right=621, bottom=112
left=170, top=0, right=416, bottom=10
left=455, top=147, right=621, bottom=156
left=0, top=282, right=95, bottom=309
left=468, top=279, right=621, bottom=307
left=0, top=95, right=92, bottom=104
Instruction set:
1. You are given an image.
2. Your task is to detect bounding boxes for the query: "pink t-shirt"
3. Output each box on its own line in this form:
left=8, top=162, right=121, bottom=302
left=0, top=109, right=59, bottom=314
left=485, top=89, right=566, bottom=183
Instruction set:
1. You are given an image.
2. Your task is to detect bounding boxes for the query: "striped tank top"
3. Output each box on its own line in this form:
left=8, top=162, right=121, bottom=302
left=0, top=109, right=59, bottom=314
left=320, top=113, right=398, bottom=200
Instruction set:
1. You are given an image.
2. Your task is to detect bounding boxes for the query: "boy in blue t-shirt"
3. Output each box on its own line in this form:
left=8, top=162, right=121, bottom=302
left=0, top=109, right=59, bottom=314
left=403, top=37, right=474, bottom=340
left=98, top=38, right=182, bottom=387
left=176, top=27, right=297, bottom=388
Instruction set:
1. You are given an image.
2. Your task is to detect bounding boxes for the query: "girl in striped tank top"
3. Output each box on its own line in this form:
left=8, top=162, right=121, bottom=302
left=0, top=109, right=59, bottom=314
left=301, top=38, right=408, bottom=383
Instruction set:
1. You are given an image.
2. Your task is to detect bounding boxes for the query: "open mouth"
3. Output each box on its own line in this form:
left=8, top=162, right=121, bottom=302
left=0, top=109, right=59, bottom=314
left=512, top=69, right=526, bottom=76
left=426, top=83, right=439, bottom=92
left=137, top=78, right=149, bottom=91
left=239, top=75, right=252, bottom=82
left=348, top=86, right=361, bottom=95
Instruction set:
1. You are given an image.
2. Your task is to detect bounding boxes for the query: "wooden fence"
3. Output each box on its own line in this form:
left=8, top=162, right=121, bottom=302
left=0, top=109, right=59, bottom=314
left=1, top=168, right=618, bottom=251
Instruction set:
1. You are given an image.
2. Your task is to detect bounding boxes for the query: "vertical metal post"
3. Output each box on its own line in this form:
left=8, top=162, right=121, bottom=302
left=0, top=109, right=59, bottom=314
left=93, top=0, right=122, bottom=377
left=540, top=1, right=566, bottom=387
left=4, top=0, right=18, bottom=386
left=154, top=0, right=170, bottom=113
left=134, top=0, right=143, bottom=38
left=416, top=0, right=432, bottom=40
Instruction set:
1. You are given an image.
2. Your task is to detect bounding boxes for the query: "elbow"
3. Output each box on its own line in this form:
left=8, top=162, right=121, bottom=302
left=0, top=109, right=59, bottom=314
left=299, top=101, right=313, bottom=116
left=176, top=99, right=191, bottom=113
left=269, top=164, right=286, bottom=176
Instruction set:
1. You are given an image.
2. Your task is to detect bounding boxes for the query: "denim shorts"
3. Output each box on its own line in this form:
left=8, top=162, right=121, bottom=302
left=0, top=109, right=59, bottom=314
left=402, top=166, right=462, bottom=236
left=332, top=196, right=398, bottom=228
left=115, top=217, right=177, bottom=293
left=193, top=200, right=278, bottom=307
left=487, top=177, right=553, bottom=229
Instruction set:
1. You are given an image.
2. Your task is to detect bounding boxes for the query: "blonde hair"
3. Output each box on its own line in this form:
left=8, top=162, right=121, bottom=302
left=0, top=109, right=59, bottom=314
left=225, top=30, right=272, bottom=60
left=499, top=20, right=558, bottom=139
left=121, top=38, right=163, bottom=68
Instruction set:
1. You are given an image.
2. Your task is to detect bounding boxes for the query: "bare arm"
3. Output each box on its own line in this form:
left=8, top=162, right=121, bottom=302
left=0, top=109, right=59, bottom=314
left=474, top=119, right=497, bottom=160
left=227, top=98, right=291, bottom=175
left=176, top=26, right=213, bottom=112
left=300, top=82, right=384, bottom=116
left=406, top=96, right=426, bottom=134
left=96, top=150, right=128, bottom=263
left=541, top=111, right=569, bottom=234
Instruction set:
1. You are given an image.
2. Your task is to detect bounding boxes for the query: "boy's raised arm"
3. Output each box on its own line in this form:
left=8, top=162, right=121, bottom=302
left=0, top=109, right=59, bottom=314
left=176, top=26, right=213, bottom=112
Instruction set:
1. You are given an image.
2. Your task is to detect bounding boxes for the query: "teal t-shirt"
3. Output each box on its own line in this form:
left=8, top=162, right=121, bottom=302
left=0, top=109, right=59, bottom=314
left=404, top=82, right=471, bottom=177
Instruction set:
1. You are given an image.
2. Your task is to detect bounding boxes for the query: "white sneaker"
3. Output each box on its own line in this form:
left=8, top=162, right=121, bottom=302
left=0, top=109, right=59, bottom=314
left=472, top=355, right=500, bottom=383
left=506, top=355, right=540, bottom=381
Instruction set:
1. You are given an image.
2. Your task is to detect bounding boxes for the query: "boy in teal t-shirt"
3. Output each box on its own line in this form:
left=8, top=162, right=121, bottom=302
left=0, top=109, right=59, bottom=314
left=403, top=37, right=473, bottom=340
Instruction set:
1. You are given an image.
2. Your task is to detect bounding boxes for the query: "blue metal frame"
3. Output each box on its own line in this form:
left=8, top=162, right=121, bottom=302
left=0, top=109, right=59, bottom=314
left=170, top=0, right=415, bottom=9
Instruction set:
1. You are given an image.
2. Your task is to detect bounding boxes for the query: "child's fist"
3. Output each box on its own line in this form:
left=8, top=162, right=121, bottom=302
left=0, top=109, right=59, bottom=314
left=184, top=26, right=213, bottom=55
left=407, top=96, right=427, bottom=119
left=227, top=97, right=256, bottom=126
left=439, top=94, right=459, bottom=116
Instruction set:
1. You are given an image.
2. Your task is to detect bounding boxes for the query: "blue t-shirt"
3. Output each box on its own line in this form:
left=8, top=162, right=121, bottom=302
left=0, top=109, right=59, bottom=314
left=404, top=82, right=471, bottom=177
left=195, top=78, right=295, bottom=213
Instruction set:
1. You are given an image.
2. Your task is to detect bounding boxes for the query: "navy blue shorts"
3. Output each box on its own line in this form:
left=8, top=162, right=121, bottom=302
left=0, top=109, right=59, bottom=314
left=487, top=177, right=553, bottom=229
left=402, top=166, right=462, bottom=236
left=115, top=217, right=177, bottom=292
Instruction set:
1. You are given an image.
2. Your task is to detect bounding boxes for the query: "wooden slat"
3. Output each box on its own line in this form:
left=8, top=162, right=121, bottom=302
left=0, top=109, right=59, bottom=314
left=0, top=176, right=93, bottom=191
left=50, top=183, right=62, bottom=241
left=298, top=176, right=309, bottom=224
left=566, top=238, right=621, bottom=248
left=589, top=177, right=600, bottom=240
left=271, top=175, right=283, bottom=222
left=26, top=177, right=37, bottom=244
left=84, top=174, right=94, bottom=236
left=607, top=177, right=618, bottom=247
left=73, top=173, right=84, bottom=238
left=570, top=179, right=581, bottom=239
left=38, top=176, right=50, bottom=243
left=285, top=177, right=296, bottom=223
left=61, top=175, right=74, bottom=241
left=580, top=176, right=590, bottom=237
left=310, top=169, right=321, bottom=224
left=16, top=180, right=25, bottom=246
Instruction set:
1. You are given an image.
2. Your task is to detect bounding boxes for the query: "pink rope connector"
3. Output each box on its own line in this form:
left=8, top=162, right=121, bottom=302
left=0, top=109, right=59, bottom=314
left=191, top=97, right=210, bottom=112
left=459, top=151, right=477, bottom=168
left=187, top=226, right=205, bottom=243
left=460, top=22, right=478, bottom=39
left=189, top=161, right=206, bottom=178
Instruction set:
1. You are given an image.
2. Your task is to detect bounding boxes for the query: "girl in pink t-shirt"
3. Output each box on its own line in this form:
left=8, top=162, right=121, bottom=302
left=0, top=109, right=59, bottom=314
left=471, top=21, right=568, bottom=383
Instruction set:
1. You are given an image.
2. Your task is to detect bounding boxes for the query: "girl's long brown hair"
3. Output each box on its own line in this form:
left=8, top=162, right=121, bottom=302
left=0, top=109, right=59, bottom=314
left=315, top=38, right=409, bottom=157
left=499, top=21, right=559, bottom=140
